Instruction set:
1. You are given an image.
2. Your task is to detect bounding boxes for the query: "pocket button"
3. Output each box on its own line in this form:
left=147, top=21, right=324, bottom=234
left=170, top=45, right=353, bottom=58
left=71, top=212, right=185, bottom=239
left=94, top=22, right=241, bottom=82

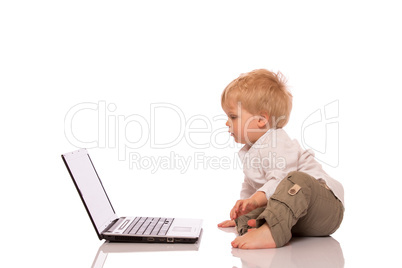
left=288, top=184, right=301, bottom=196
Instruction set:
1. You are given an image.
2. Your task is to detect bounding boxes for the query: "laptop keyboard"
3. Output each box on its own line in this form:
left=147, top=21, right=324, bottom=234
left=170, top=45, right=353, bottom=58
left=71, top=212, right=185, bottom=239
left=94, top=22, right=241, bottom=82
left=123, top=217, right=174, bottom=236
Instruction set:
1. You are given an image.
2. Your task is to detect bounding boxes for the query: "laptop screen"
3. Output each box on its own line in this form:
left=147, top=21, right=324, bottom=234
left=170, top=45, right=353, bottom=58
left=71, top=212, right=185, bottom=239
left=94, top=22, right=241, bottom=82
left=62, top=149, right=117, bottom=237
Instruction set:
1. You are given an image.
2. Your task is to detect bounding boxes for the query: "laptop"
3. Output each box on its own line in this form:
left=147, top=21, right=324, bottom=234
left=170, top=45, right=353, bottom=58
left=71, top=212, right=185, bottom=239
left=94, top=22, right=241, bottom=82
left=62, top=149, right=203, bottom=243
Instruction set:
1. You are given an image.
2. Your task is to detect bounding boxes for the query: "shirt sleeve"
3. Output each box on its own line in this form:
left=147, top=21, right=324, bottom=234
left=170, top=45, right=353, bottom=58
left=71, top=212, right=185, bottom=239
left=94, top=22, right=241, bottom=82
left=240, top=176, right=255, bottom=199
left=240, top=129, right=299, bottom=201
left=256, top=170, right=286, bottom=199
left=253, top=137, right=296, bottom=199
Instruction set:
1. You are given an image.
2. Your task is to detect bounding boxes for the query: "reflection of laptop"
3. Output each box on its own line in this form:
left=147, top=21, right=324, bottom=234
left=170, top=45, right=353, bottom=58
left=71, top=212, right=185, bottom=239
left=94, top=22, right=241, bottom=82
left=92, top=237, right=202, bottom=268
left=62, top=149, right=202, bottom=243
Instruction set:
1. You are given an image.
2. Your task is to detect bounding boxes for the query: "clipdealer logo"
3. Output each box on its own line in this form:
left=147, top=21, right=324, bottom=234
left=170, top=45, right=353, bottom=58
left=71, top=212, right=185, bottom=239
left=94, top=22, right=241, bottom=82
left=301, top=100, right=340, bottom=167
left=64, top=100, right=340, bottom=172
left=64, top=101, right=232, bottom=161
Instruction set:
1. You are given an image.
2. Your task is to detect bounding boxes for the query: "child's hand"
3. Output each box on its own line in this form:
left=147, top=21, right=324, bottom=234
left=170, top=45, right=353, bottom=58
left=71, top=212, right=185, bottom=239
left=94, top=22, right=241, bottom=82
left=230, top=198, right=259, bottom=220
left=230, top=191, right=268, bottom=219
left=217, top=220, right=236, bottom=228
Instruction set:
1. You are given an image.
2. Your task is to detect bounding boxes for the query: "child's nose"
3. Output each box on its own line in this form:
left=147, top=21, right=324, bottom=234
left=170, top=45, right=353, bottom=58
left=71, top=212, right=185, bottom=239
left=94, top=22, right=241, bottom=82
left=226, top=120, right=230, bottom=127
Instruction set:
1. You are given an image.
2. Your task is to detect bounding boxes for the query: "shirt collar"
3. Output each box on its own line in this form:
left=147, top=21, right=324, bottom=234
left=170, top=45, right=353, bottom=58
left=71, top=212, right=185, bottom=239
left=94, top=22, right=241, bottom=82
left=238, top=128, right=275, bottom=161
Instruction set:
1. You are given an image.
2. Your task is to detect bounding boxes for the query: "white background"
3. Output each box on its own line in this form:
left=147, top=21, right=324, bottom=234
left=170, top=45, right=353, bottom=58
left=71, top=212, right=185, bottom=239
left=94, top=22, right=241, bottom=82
left=1, top=1, right=401, bottom=267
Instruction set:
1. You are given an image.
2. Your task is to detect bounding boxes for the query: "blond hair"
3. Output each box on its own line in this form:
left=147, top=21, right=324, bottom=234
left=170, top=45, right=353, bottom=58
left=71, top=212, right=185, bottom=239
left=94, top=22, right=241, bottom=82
left=221, top=69, right=292, bottom=128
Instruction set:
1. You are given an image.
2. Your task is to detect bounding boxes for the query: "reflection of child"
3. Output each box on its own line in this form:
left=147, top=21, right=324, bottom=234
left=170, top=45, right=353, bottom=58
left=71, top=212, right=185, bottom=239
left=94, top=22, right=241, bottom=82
left=232, top=237, right=344, bottom=266
left=217, top=69, right=344, bottom=249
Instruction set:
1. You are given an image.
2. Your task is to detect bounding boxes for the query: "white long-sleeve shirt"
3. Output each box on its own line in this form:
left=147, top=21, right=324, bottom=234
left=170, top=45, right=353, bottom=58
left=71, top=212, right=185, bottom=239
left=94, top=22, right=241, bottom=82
left=238, top=128, right=344, bottom=205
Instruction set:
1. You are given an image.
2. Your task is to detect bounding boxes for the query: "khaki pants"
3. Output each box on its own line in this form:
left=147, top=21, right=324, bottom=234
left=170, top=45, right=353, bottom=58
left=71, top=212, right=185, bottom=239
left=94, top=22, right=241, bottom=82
left=235, top=171, right=344, bottom=248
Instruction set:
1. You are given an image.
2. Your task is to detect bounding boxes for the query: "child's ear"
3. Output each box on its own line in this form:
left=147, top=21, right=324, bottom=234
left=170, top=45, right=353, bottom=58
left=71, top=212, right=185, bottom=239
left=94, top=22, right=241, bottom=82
left=257, top=112, right=270, bottom=128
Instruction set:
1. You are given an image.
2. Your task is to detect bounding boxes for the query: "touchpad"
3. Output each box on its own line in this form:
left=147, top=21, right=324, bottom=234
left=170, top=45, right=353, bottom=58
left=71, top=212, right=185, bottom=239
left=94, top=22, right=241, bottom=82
left=173, top=226, right=192, bottom=232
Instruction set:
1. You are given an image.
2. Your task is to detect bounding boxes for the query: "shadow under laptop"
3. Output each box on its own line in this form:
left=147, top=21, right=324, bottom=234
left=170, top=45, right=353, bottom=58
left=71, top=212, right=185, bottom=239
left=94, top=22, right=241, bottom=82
left=92, top=231, right=203, bottom=268
left=231, top=236, right=344, bottom=268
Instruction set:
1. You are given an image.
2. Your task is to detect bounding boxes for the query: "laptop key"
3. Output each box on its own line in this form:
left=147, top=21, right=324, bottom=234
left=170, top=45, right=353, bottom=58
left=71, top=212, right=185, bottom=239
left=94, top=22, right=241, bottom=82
left=124, top=217, right=140, bottom=234
left=159, top=218, right=174, bottom=235
left=143, top=218, right=159, bottom=235
left=137, top=217, right=153, bottom=234
left=151, top=220, right=164, bottom=235
left=129, top=217, right=146, bottom=234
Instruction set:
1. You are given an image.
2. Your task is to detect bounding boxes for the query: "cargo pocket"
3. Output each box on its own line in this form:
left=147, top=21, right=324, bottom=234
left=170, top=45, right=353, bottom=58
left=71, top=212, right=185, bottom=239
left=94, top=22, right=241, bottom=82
left=269, top=183, right=309, bottom=220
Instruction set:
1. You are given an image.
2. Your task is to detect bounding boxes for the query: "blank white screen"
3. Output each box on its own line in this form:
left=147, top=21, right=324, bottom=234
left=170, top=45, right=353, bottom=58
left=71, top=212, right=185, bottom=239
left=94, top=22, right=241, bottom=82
left=64, top=150, right=116, bottom=234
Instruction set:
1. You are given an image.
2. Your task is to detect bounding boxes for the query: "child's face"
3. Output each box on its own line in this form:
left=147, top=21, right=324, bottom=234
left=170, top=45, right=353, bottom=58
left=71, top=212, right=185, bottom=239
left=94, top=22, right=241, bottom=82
left=223, top=100, right=268, bottom=145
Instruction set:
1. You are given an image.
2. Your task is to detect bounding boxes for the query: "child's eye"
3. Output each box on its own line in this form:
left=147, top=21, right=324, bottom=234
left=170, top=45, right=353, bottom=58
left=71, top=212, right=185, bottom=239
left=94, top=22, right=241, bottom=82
left=230, top=115, right=237, bottom=120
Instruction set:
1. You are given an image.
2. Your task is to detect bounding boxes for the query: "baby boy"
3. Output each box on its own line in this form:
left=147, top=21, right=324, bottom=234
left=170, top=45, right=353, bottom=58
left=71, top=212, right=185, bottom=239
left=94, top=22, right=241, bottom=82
left=217, top=69, right=344, bottom=249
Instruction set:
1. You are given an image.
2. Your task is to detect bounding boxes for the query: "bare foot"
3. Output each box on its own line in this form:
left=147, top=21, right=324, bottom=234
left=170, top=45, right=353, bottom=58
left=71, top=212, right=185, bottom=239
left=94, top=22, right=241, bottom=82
left=218, top=220, right=236, bottom=228
left=231, top=223, right=276, bottom=249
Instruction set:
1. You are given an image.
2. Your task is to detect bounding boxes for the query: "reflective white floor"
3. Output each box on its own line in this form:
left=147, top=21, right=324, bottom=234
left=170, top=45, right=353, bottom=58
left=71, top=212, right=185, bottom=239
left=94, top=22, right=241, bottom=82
left=4, top=210, right=401, bottom=267
left=92, top=226, right=344, bottom=268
